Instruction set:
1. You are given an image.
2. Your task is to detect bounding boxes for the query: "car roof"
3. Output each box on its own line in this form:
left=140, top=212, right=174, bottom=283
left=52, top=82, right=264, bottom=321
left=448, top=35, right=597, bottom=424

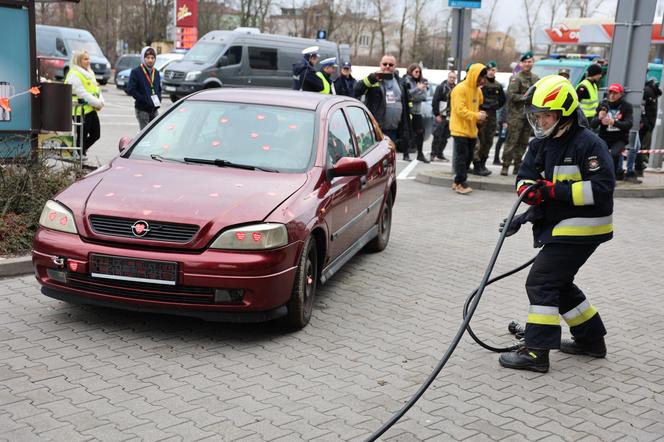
left=188, top=88, right=353, bottom=111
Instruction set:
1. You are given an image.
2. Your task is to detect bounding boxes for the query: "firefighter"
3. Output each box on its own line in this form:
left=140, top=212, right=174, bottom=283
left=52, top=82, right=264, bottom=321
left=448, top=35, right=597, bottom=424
left=498, top=75, right=615, bottom=373
left=501, top=51, right=539, bottom=176
left=316, top=58, right=338, bottom=94
left=576, top=63, right=602, bottom=119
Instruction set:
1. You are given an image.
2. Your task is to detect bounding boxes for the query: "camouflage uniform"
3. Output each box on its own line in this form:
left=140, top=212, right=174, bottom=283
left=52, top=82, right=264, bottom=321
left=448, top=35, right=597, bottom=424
left=475, top=78, right=506, bottom=165
left=501, top=70, right=539, bottom=174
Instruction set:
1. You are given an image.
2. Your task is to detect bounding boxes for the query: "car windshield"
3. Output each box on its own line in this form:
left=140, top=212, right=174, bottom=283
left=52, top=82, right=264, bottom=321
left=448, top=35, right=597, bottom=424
left=183, top=43, right=225, bottom=63
left=532, top=65, right=585, bottom=85
left=128, top=101, right=316, bottom=173
left=68, top=38, right=104, bottom=57
left=155, top=55, right=178, bottom=71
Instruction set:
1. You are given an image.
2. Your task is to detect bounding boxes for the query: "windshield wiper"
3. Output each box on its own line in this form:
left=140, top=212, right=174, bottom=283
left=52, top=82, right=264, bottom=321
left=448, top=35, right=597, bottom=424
left=150, top=154, right=184, bottom=163
left=183, top=157, right=278, bottom=172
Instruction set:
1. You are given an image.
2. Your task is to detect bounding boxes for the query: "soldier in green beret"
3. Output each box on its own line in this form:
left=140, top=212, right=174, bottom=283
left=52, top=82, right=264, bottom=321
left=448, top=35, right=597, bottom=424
left=501, top=51, right=539, bottom=175
left=473, top=60, right=506, bottom=176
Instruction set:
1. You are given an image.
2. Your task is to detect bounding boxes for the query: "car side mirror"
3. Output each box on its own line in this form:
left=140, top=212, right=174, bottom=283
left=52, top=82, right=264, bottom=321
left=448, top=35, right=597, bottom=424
left=329, top=157, right=368, bottom=179
left=218, top=56, right=229, bottom=67
left=118, top=136, right=132, bottom=152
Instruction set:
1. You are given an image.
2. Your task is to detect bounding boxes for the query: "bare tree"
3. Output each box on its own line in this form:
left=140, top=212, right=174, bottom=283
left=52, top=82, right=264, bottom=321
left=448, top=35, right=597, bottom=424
left=409, top=0, right=429, bottom=63
left=482, top=0, right=498, bottom=50
left=371, top=0, right=389, bottom=56
left=397, top=2, right=408, bottom=63
left=522, top=0, right=544, bottom=52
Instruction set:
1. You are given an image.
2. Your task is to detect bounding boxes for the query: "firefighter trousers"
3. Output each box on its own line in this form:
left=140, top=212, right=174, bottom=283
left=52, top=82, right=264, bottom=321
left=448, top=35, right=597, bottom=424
left=524, top=243, right=607, bottom=349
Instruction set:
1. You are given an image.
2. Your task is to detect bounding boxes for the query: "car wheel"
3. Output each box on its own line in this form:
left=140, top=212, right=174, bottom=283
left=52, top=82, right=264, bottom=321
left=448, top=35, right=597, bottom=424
left=99, top=79, right=108, bottom=85
left=366, top=192, right=393, bottom=252
left=170, top=94, right=179, bottom=103
left=283, top=236, right=318, bottom=330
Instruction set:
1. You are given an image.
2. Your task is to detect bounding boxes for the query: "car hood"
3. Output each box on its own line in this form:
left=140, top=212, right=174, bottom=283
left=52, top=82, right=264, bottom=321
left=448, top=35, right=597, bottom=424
left=58, top=158, right=308, bottom=246
left=117, top=69, right=130, bottom=78
left=164, top=59, right=210, bottom=73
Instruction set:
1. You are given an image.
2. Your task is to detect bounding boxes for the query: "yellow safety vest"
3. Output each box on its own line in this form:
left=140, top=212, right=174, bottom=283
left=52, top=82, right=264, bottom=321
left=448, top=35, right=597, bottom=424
left=316, top=72, right=332, bottom=94
left=578, top=79, right=599, bottom=118
left=65, top=69, right=100, bottom=116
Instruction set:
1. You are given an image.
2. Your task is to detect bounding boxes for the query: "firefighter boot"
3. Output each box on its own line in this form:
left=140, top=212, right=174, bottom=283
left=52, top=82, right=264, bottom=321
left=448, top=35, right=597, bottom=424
left=559, top=337, right=606, bottom=358
left=499, top=347, right=550, bottom=373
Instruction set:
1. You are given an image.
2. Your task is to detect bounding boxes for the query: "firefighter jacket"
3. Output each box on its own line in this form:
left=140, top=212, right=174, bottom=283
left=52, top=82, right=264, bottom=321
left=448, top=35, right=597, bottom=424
left=449, top=63, right=485, bottom=138
left=480, top=77, right=506, bottom=115
left=516, top=119, right=615, bottom=247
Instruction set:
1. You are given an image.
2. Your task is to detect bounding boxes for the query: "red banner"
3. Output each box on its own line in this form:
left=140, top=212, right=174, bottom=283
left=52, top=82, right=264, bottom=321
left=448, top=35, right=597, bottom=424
left=175, top=0, right=197, bottom=28
left=544, top=26, right=580, bottom=44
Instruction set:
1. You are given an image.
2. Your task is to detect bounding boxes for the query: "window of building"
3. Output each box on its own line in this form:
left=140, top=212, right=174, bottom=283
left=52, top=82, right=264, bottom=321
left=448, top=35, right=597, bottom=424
left=359, top=35, right=370, bottom=47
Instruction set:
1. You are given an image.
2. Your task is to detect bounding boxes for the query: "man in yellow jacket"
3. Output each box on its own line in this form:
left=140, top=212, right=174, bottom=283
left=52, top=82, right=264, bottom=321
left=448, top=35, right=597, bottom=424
left=449, top=63, right=488, bottom=194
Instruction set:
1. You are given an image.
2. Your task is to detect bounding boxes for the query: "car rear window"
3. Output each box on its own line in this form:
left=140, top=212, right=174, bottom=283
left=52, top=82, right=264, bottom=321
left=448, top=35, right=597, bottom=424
left=129, top=101, right=316, bottom=173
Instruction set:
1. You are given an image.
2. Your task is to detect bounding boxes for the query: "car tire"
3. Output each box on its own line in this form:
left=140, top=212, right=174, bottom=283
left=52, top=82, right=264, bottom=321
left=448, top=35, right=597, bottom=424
left=366, top=192, right=393, bottom=252
left=170, top=94, right=179, bottom=103
left=99, top=79, right=108, bottom=85
left=283, top=236, right=318, bottom=330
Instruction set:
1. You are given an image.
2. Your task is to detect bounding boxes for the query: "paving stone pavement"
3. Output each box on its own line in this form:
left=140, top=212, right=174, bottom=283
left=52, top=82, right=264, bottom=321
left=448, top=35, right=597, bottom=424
left=1, top=179, right=663, bottom=441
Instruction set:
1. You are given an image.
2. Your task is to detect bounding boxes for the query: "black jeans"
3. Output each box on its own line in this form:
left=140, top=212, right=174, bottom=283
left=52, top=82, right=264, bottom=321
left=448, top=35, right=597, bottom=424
left=525, top=243, right=606, bottom=349
left=452, top=136, right=476, bottom=184
left=81, top=111, right=100, bottom=155
left=410, top=114, right=424, bottom=155
left=431, top=118, right=450, bottom=158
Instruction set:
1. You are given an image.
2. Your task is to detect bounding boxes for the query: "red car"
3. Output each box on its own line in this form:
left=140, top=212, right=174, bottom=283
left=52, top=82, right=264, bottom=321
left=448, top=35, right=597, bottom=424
left=32, top=89, right=396, bottom=329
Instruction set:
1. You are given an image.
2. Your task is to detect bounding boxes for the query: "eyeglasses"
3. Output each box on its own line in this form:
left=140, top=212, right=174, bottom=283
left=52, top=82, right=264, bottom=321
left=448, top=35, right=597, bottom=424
left=381, top=62, right=395, bottom=67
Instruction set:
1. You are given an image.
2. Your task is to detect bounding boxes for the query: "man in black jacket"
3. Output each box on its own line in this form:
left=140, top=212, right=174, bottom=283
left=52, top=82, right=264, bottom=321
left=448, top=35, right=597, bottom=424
left=430, top=71, right=457, bottom=161
left=589, top=83, right=633, bottom=181
left=292, top=46, right=323, bottom=92
left=354, top=54, right=412, bottom=160
left=638, top=79, right=662, bottom=176
left=334, top=61, right=356, bottom=97
left=127, top=46, right=162, bottom=130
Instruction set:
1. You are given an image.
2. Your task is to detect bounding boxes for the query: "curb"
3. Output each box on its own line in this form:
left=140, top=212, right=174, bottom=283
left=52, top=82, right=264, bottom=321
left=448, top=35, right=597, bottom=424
left=416, top=170, right=664, bottom=198
left=0, top=256, right=33, bottom=278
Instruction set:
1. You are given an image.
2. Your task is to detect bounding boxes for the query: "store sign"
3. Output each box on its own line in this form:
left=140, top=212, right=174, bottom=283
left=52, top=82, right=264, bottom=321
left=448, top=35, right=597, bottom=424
left=175, top=0, right=197, bottom=28
left=544, top=25, right=580, bottom=44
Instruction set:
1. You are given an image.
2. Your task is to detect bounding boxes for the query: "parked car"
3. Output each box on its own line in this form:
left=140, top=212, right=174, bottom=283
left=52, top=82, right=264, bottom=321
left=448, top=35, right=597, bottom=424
left=113, top=54, right=141, bottom=85
left=32, top=89, right=396, bottom=329
left=116, top=53, right=184, bottom=92
left=162, top=28, right=348, bottom=102
left=36, top=24, right=112, bottom=84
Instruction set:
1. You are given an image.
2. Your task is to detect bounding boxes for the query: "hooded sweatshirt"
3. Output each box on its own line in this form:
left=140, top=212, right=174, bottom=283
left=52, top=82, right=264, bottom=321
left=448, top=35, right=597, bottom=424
left=449, top=63, right=485, bottom=138
left=127, top=46, right=161, bottom=112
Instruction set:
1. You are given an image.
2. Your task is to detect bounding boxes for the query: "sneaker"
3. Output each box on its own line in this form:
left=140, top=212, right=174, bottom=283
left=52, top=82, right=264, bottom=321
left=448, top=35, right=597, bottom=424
left=451, top=182, right=459, bottom=191
left=559, top=337, right=606, bottom=358
left=430, top=154, right=436, bottom=162
left=455, top=182, right=473, bottom=194
left=417, top=154, right=430, bottom=164
left=438, top=155, right=449, bottom=162
left=500, top=166, right=509, bottom=176
left=499, top=347, right=550, bottom=373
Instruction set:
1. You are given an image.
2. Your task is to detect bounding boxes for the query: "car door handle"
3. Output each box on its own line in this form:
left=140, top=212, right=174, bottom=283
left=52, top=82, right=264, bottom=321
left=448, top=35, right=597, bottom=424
left=360, top=176, right=368, bottom=189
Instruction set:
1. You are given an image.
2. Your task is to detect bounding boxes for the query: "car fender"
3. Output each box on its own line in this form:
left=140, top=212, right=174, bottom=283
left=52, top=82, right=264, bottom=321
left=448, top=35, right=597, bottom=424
left=202, top=77, right=223, bottom=88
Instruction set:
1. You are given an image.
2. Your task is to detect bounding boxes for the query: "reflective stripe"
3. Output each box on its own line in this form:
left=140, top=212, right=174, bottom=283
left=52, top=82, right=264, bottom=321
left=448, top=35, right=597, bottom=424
left=552, top=215, right=613, bottom=237
left=571, top=181, right=595, bottom=206
left=527, top=305, right=560, bottom=326
left=516, top=179, right=537, bottom=190
left=562, top=299, right=598, bottom=327
left=579, top=79, right=599, bottom=117
left=553, top=165, right=582, bottom=183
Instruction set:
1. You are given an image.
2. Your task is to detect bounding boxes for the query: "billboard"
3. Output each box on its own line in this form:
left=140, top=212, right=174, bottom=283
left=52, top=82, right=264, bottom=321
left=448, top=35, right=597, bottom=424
left=175, top=0, right=198, bottom=49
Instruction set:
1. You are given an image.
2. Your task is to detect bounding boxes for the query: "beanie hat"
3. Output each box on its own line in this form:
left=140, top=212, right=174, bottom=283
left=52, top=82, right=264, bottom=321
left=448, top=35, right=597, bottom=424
left=141, top=46, right=156, bottom=61
left=586, top=63, right=602, bottom=77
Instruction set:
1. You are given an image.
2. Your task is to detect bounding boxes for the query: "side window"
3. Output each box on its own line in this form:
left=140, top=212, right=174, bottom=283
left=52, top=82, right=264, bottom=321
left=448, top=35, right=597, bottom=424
left=346, top=107, right=376, bottom=155
left=225, top=46, right=242, bottom=65
left=248, top=47, right=277, bottom=70
left=55, top=37, right=67, bottom=56
left=327, top=110, right=355, bottom=164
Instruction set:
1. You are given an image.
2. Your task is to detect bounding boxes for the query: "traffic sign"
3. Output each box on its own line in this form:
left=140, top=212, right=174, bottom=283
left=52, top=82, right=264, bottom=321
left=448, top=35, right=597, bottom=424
left=449, top=0, right=481, bottom=8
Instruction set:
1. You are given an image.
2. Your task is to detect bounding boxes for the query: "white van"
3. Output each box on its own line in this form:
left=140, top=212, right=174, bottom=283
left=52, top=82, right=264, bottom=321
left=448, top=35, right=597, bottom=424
left=36, top=25, right=111, bottom=84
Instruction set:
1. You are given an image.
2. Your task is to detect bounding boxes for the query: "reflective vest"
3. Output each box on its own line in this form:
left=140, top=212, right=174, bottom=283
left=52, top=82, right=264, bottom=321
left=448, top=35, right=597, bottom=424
left=316, top=72, right=334, bottom=94
left=578, top=79, right=599, bottom=118
left=65, top=69, right=100, bottom=116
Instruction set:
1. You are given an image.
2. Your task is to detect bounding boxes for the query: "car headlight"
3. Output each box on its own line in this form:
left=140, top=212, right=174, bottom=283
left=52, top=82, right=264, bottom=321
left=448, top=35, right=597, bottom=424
left=106, top=62, right=111, bottom=69
left=185, top=71, right=201, bottom=81
left=209, top=223, right=288, bottom=250
left=39, top=200, right=78, bottom=234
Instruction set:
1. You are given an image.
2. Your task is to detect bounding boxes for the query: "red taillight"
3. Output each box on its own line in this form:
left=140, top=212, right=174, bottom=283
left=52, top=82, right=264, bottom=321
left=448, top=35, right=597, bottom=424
left=235, top=232, right=246, bottom=240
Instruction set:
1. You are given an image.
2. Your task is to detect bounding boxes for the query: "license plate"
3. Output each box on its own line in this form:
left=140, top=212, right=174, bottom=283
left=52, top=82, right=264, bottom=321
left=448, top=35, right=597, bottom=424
left=89, top=254, right=177, bottom=285
left=116, top=80, right=125, bottom=86
left=165, top=86, right=176, bottom=92
left=95, top=74, right=104, bottom=80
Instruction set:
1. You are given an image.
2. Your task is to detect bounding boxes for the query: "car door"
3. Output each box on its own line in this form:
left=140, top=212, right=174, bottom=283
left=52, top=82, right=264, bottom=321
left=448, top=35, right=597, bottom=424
left=344, top=105, right=391, bottom=234
left=322, top=108, right=366, bottom=259
left=218, top=45, right=244, bottom=87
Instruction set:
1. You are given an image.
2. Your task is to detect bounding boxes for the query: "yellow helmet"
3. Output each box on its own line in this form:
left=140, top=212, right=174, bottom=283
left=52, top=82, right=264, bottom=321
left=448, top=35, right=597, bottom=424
left=525, top=75, right=579, bottom=138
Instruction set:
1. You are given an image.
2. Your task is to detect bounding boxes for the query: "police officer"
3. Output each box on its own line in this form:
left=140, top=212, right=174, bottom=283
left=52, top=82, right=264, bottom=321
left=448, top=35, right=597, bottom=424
left=334, top=61, right=356, bottom=97
left=576, top=63, right=602, bottom=119
left=317, top=58, right=337, bottom=94
left=498, top=75, right=614, bottom=373
left=474, top=60, right=506, bottom=176
left=501, top=51, right=539, bottom=176
left=292, top=46, right=323, bottom=92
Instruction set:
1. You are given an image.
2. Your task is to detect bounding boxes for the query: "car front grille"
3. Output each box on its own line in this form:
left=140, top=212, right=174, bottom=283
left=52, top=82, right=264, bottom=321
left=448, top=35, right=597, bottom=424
left=66, top=273, right=215, bottom=304
left=89, top=215, right=199, bottom=243
left=164, top=70, right=185, bottom=81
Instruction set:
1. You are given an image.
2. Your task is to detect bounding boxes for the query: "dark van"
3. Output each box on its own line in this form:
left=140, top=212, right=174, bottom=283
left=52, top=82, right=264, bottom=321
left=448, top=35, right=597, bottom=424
left=162, top=28, right=347, bottom=101
left=36, top=25, right=112, bottom=84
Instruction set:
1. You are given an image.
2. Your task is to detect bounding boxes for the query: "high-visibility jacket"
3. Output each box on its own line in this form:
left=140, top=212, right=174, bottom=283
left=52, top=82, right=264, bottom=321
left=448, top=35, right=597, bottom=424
left=65, top=69, right=100, bottom=116
left=516, top=120, right=615, bottom=246
left=577, top=79, right=599, bottom=118
left=315, top=72, right=334, bottom=94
